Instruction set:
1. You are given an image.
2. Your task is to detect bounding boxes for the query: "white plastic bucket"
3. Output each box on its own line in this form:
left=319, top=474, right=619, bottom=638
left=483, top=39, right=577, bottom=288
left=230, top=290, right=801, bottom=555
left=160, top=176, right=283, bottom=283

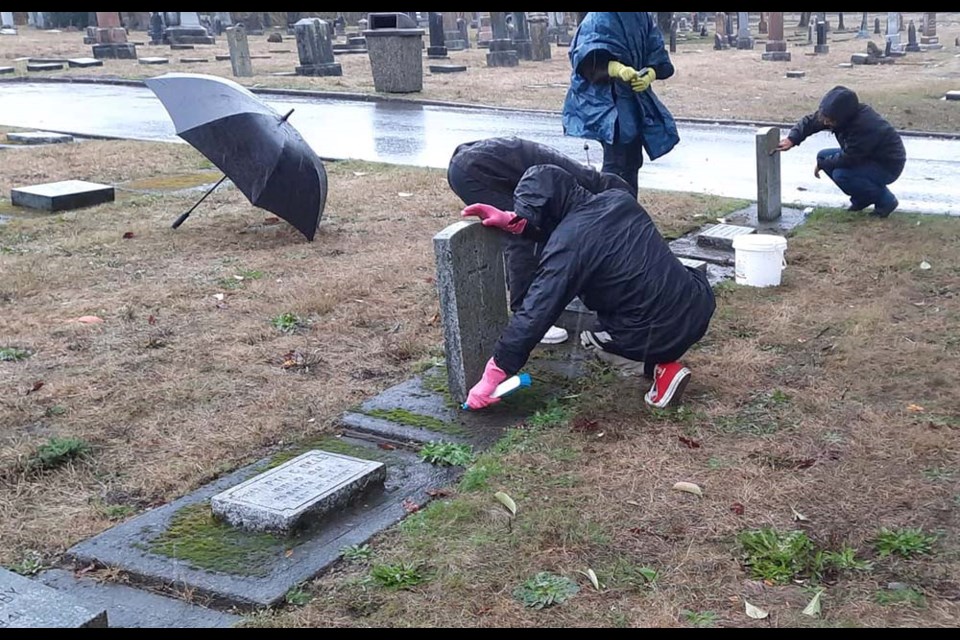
left=732, top=234, right=787, bottom=287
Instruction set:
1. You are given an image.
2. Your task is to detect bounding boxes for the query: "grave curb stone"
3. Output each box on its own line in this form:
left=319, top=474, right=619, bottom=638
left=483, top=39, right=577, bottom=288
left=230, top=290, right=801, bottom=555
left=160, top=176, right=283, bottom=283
left=429, top=64, right=467, bottom=73
left=6, top=131, right=74, bottom=145
left=0, top=567, right=108, bottom=628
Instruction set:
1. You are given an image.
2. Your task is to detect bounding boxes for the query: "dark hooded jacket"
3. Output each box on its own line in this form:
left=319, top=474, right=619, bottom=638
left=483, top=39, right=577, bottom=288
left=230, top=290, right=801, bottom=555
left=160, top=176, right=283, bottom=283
left=492, top=165, right=716, bottom=375
left=449, top=136, right=636, bottom=198
left=787, top=85, right=906, bottom=176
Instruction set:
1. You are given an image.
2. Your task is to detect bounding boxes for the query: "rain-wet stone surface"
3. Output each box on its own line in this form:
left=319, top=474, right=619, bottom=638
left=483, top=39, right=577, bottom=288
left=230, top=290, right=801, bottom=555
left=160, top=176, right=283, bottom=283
left=340, top=349, right=587, bottom=451
left=65, top=438, right=459, bottom=610
left=696, top=223, right=757, bottom=250
left=1, top=567, right=107, bottom=628
left=36, top=569, right=241, bottom=628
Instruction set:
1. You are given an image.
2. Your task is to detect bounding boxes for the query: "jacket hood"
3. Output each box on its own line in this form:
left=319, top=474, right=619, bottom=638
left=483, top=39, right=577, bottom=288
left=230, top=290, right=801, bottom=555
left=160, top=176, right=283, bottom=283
left=819, top=86, right=860, bottom=126
left=513, top=164, right=590, bottom=240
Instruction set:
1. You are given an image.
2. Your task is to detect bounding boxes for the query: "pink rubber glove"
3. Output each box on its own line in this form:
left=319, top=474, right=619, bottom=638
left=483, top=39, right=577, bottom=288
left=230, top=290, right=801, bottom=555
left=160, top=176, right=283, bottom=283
left=465, top=357, right=509, bottom=410
left=461, top=203, right=528, bottom=234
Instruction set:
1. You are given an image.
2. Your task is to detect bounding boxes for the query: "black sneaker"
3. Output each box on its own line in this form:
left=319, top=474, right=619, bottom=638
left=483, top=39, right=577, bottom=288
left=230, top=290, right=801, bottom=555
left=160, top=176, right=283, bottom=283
left=871, top=196, right=899, bottom=218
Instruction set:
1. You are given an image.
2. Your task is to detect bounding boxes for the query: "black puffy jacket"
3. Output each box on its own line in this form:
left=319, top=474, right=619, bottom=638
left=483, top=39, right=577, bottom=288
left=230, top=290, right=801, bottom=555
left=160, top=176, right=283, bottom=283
left=493, top=165, right=716, bottom=375
left=787, top=85, right=906, bottom=177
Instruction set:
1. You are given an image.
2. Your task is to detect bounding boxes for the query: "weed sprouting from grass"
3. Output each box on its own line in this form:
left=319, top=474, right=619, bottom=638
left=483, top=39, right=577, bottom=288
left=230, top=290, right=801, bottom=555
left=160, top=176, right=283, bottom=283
left=370, top=562, right=425, bottom=590
left=513, top=572, right=580, bottom=609
left=28, top=437, right=91, bottom=471
left=342, top=543, right=374, bottom=563
left=271, top=312, right=305, bottom=333
left=873, top=527, right=936, bottom=559
left=419, top=441, right=475, bottom=467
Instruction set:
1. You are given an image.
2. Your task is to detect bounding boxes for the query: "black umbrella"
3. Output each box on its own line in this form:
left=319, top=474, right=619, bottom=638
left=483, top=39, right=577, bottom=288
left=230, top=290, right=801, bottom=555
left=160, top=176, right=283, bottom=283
left=144, top=72, right=327, bottom=241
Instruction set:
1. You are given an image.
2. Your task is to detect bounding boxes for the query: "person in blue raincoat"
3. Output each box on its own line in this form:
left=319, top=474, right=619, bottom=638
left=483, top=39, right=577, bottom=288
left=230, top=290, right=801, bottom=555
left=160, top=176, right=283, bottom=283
left=562, top=12, right=680, bottom=193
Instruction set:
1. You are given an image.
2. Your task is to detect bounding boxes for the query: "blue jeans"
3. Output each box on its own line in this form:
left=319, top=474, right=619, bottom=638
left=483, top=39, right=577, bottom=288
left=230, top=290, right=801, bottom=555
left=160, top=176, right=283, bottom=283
left=817, top=148, right=900, bottom=209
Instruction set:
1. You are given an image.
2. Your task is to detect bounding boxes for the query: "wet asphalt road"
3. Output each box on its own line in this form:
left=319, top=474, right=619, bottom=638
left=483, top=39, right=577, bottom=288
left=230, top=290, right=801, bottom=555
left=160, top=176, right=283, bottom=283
left=0, top=81, right=957, bottom=215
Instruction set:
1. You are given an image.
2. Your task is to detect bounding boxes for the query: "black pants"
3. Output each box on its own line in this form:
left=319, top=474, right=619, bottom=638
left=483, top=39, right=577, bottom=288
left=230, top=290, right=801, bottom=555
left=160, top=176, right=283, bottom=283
left=447, top=162, right=539, bottom=313
left=600, top=126, right=644, bottom=194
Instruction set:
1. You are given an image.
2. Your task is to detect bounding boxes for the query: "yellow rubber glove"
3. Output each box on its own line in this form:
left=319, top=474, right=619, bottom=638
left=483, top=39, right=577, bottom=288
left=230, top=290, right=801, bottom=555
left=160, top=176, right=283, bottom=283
left=607, top=60, right=639, bottom=83
left=630, top=67, right=656, bottom=92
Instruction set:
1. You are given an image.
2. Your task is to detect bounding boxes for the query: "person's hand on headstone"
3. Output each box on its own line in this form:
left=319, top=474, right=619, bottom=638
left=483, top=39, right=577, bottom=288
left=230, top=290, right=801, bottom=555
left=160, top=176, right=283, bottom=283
left=630, top=67, right=656, bottom=92
left=461, top=203, right=528, bottom=234
left=607, top=60, right=640, bottom=84
left=464, top=357, right=509, bottom=410
left=777, top=138, right=795, bottom=152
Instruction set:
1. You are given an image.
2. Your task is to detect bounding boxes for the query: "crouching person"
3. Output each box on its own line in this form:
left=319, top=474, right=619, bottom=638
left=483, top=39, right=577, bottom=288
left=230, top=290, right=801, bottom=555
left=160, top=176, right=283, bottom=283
left=462, top=164, right=716, bottom=411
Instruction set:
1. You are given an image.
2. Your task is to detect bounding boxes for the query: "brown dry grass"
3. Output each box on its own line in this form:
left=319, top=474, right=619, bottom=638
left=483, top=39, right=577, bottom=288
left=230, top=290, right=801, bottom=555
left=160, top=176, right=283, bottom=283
left=2, top=13, right=959, bottom=131
left=0, top=139, right=738, bottom=573
left=249, top=210, right=960, bottom=628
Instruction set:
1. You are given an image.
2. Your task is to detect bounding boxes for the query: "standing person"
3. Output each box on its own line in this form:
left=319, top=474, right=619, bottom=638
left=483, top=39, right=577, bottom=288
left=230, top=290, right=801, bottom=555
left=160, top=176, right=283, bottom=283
left=777, top=85, right=906, bottom=217
left=460, top=164, right=716, bottom=411
left=447, top=136, right=635, bottom=345
left=562, top=12, right=680, bottom=193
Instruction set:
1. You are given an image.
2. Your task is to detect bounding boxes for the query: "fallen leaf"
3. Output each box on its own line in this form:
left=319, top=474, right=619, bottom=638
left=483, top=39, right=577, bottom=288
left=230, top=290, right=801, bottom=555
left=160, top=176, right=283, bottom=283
left=626, top=500, right=640, bottom=507
left=377, top=442, right=397, bottom=451
left=233, top=275, right=245, bottom=281
left=148, top=315, right=157, bottom=325
left=791, top=506, right=810, bottom=522
left=907, top=403, right=925, bottom=413
left=402, top=498, right=420, bottom=514
left=731, top=502, right=745, bottom=515
left=263, top=216, right=281, bottom=225
left=744, top=600, right=769, bottom=619
left=284, top=548, right=294, bottom=558
left=678, top=435, right=701, bottom=448
left=426, top=487, right=453, bottom=498
left=920, top=261, right=932, bottom=270
left=673, top=481, right=703, bottom=497
left=77, top=564, right=96, bottom=576
left=213, top=293, right=225, bottom=301
left=352, top=171, right=367, bottom=177
left=397, top=192, right=414, bottom=197
left=122, top=231, right=135, bottom=239
left=26, top=380, right=44, bottom=395
left=578, top=568, right=601, bottom=591
left=68, top=315, right=104, bottom=324
left=494, top=491, right=517, bottom=516
left=802, top=589, right=824, bottom=618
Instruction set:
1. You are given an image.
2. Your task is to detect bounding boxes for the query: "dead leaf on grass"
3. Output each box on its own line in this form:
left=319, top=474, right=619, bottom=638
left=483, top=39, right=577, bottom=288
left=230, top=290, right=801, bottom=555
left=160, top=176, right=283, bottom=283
left=494, top=491, right=517, bottom=516
left=802, top=589, right=824, bottom=618
left=673, top=481, right=703, bottom=497
left=678, top=435, right=701, bottom=448
left=402, top=498, right=420, bottom=514
left=744, top=600, right=769, bottom=619
left=791, top=507, right=810, bottom=522
left=578, top=568, right=601, bottom=591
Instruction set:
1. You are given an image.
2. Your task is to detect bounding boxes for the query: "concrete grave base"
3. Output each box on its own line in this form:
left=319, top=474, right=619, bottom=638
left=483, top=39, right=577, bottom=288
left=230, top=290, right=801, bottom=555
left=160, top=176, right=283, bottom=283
left=66, top=439, right=459, bottom=610
left=0, top=567, right=107, bottom=628
left=139, top=57, right=169, bottom=65
left=429, top=64, right=467, bottom=73
left=67, top=57, right=104, bottom=68
left=11, top=180, right=114, bottom=212
left=295, top=63, right=342, bottom=76
left=7, top=131, right=73, bottom=145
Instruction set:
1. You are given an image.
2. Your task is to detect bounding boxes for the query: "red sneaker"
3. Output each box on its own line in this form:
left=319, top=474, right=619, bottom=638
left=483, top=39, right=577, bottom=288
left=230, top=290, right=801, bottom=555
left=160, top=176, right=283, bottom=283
left=644, top=362, right=692, bottom=408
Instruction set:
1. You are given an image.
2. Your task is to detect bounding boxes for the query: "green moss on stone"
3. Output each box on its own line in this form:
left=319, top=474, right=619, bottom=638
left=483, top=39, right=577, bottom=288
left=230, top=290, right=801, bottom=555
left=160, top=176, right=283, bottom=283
left=261, top=436, right=387, bottom=471
left=363, top=408, right=466, bottom=436
left=148, top=502, right=284, bottom=577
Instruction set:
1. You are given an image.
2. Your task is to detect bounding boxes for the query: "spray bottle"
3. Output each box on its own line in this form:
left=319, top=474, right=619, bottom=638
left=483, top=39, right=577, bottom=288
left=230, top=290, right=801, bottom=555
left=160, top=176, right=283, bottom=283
left=461, top=373, right=532, bottom=410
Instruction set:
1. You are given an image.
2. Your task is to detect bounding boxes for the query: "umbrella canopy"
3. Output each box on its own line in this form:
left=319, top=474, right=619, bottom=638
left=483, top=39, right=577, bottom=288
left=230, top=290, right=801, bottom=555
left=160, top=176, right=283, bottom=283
left=144, top=72, right=327, bottom=241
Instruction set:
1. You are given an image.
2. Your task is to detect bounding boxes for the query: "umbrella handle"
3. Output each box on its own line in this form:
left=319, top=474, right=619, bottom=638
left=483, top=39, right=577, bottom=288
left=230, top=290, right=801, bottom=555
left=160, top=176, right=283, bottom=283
left=172, top=174, right=229, bottom=229
left=280, top=108, right=295, bottom=123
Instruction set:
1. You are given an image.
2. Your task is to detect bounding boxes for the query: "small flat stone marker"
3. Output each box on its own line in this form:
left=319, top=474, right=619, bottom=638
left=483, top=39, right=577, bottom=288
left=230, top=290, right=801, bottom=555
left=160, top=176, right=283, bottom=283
left=7, top=131, right=74, bottom=145
left=429, top=64, right=467, bottom=73
left=1, top=567, right=108, bottom=628
left=250, top=54, right=272, bottom=59
left=837, top=62, right=853, bottom=68
left=785, top=70, right=805, bottom=78
left=678, top=257, right=708, bottom=273
left=180, top=57, right=209, bottom=63
left=0, top=66, right=13, bottom=74
left=696, top=223, right=756, bottom=250
left=26, top=62, right=63, bottom=72
left=170, top=43, right=194, bottom=50
left=66, top=57, right=103, bottom=68
left=215, top=53, right=231, bottom=61
left=139, top=57, right=169, bottom=65
left=945, top=90, right=960, bottom=101
left=11, top=180, right=115, bottom=212
left=211, top=450, right=386, bottom=534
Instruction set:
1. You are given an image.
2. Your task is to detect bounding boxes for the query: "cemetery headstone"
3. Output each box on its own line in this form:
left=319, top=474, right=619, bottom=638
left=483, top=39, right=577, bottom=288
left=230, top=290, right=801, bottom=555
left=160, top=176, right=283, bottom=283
left=457, top=17, right=470, bottom=49
left=364, top=13, right=424, bottom=92
left=527, top=12, right=550, bottom=61
left=164, top=11, right=215, bottom=45
left=761, top=12, right=790, bottom=61
left=785, top=70, right=805, bottom=78
left=210, top=450, right=387, bottom=534
left=0, top=567, right=108, bottom=628
left=11, top=180, right=115, bottom=212
left=25, top=61, right=63, bottom=71
left=921, top=12, right=941, bottom=48
left=874, top=17, right=881, bottom=35
left=227, top=24, right=253, bottom=77
left=857, top=12, right=870, bottom=39
left=486, top=12, right=518, bottom=67
left=758, top=12, right=767, bottom=34
left=148, top=12, right=163, bottom=44
left=736, top=11, right=753, bottom=49
left=837, top=12, right=845, bottom=31
left=433, top=220, right=509, bottom=404
left=66, top=57, right=103, bottom=68
left=294, top=18, right=342, bottom=77
left=756, top=127, right=782, bottom=222
left=905, top=21, right=921, bottom=52
left=427, top=12, right=448, bottom=58
left=886, top=12, right=901, bottom=51
left=511, top=12, right=533, bottom=60
left=814, top=21, right=829, bottom=54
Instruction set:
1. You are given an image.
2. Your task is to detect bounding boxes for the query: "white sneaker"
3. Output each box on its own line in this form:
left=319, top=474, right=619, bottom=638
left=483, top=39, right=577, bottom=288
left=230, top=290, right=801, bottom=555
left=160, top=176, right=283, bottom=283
left=540, top=325, right=569, bottom=344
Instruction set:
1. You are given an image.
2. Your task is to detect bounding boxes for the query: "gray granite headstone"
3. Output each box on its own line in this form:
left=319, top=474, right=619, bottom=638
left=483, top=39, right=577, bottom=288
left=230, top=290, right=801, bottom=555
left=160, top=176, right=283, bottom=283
left=1, top=567, right=107, bottom=628
left=178, top=11, right=201, bottom=28
left=67, top=57, right=103, bottom=68
left=736, top=11, right=753, bottom=49
left=696, top=223, right=756, bottom=250
left=0, top=66, right=14, bottom=74
left=756, top=127, right=782, bottom=222
left=294, top=18, right=342, bottom=76
left=433, top=220, right=509, bottom=405
left=226, top=24, right=253, bottom=77
left=11, top=180, right=115, bottom=212
left=211, top=450, right=386, bottom=534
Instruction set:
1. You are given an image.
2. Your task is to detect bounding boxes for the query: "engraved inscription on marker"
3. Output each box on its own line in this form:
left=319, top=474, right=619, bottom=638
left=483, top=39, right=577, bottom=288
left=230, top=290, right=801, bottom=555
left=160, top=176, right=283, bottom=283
left=211, top=450, right=386, bottom=534
left=696, top=223, right=757, bottom=250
